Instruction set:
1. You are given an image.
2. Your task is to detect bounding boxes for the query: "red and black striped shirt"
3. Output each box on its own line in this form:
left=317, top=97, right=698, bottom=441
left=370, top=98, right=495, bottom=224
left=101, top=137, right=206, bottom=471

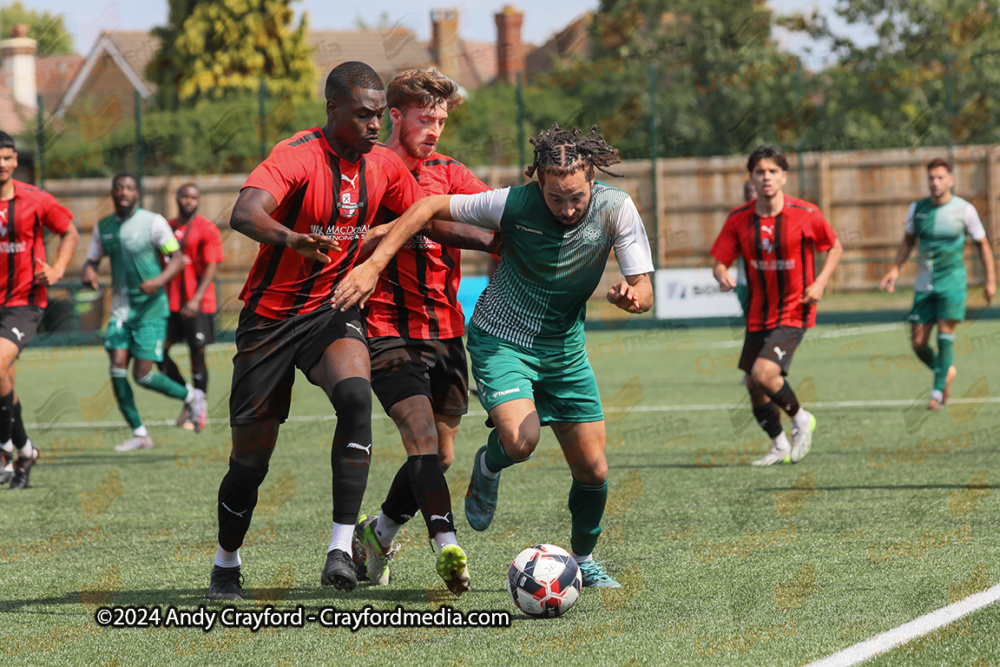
left=711, top=196, right=837, bottom=331
left=166, top=214, right=225, bottom=314
left=366, top=151, right=490, bottom=339
left=238, top=128, right=422, bottom=320
left=0, top=179, right=74, bottom=309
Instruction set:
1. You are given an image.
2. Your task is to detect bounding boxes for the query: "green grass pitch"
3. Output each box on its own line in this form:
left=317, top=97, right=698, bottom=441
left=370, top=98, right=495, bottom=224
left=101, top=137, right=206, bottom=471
left=1, top=317, right=999, bottom=665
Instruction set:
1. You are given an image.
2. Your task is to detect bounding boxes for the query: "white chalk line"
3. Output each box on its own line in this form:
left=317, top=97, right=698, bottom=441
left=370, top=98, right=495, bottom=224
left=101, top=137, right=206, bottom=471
left=25, top=396, right=998, bottom=430
left=805, top=583, right=1000, bottom=667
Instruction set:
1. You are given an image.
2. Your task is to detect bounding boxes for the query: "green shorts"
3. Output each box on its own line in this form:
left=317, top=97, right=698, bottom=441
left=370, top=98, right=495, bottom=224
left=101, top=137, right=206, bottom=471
left=104, top=317, right=167, bottom=361
left=908, top=290, right=967, bottom=324
left=466, top=323, right=604, bottom=424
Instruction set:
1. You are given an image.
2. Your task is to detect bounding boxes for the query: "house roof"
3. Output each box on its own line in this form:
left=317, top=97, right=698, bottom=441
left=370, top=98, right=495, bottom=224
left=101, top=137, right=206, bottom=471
left=53, top=31, right=156, bottom=117
left=525, top=12, right=593, bottom=75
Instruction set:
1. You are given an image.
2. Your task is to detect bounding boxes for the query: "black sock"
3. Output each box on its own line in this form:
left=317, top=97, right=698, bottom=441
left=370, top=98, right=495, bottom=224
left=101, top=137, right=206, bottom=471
left=190, top=347, right=208, bottom=393
left=158, top=354, right=186, bottom=388
left=406, top=454, right=455, bottom=537
left=382, top=463, right=419, bottom=525
left=767, top=380, right=801, bottom=418
left=10, top=400, right=27, bottom=449
left=0, top=391, right=14, bottom=443
left=329, top=377, right=372, bottom=524
left=752, top=401, right=784, bottom=439
left=217, top=457, right=269, bottom=552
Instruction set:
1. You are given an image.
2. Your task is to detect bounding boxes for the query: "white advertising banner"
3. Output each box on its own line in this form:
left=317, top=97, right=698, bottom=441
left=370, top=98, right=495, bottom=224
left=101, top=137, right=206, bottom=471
left=655, top=268, right=744, bottom=319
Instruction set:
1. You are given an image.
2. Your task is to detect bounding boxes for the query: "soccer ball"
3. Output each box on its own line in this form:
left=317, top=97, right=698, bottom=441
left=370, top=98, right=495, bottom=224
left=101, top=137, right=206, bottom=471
left=506, top=544, right=582, bottom=618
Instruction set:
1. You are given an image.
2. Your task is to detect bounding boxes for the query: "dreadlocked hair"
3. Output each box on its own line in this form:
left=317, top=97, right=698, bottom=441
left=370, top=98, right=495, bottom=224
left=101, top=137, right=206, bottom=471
left=524, top=124, right=622, bottom=179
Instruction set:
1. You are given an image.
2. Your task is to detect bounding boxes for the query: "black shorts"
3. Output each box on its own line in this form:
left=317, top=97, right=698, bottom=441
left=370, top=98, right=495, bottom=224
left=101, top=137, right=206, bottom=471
left=0, top=305, right=44, bottom=352
left=369, top=336, right=469, bottom=416
left=166, top=311, right=216, bottom=347
left=739, top=326, right=806, bottom=376
left=229, top=306, right=367, bottom=425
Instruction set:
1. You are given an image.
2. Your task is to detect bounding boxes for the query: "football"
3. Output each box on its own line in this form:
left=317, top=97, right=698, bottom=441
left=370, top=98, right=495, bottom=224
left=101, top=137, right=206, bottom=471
left=506, top=544, right=583, bottom=618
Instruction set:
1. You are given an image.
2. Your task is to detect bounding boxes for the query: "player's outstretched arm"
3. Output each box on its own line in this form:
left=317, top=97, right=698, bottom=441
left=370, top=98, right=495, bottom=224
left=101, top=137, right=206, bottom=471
left=423, top=220, right=501, bottom=254
left=231, top=187, right=340, bottom=263
left=332, top=195, right=454, bottom=310
left=879, top=233, right=916, bottom=292
left=607, top=273, right=653, bottom=313
left=802, top=237, right=844, bottom=305
left=976, top=237, right=996, bottom=305
left=713, top=261, right=737, bottom=291
left=34, top=223, right=79, bottom=286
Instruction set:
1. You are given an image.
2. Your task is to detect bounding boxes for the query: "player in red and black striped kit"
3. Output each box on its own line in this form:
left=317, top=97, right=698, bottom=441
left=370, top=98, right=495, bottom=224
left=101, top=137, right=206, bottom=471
left=352, top=69, right=499, bottom=596
left=207, top=62, right=424, bottom=601
left=0, top=132, right=79, bottom=489
left=711, top=145, right=843, bottom=466
left=160, top=183, right=224, bottom=432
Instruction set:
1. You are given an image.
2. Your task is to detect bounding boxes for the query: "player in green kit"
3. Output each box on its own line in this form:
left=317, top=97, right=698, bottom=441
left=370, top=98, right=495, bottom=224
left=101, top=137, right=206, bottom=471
left=82, top=173, right=208, bottom=450
left=880, top=158, right=995, bottom=410
left=334, top=125, right=655, bottom=588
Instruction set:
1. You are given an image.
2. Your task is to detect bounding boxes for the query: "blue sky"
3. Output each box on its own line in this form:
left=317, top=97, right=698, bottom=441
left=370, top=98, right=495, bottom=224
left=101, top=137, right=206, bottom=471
left=10, top=0, right=869, bottom=68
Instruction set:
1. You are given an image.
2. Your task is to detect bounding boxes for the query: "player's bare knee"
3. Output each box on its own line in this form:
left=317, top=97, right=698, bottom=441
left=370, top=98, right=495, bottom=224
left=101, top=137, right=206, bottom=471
left=438, top=449, right=453, bottom=472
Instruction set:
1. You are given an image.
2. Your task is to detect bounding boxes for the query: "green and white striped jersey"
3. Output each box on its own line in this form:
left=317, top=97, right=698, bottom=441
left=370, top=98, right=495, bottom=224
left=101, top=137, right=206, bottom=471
left=450, top=181, right=653, bottom=351
left=87, top=208, right=180, bottom=321
left=905, top=196, right=985, bottom=293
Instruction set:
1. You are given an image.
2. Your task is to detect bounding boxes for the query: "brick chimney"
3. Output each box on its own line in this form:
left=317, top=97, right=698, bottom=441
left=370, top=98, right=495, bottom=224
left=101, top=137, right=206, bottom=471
left=1, top=24, right=38, bottom=110
left=495, top=5, right=525, bottom=85
left=430, top=9, right=461, bottom=80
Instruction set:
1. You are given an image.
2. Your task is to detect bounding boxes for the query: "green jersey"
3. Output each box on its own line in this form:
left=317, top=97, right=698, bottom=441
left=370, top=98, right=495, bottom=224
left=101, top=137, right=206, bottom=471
left=86, top=208, right=180, bottom=320
left=906, top=195, right=985, bottom=293
left=450, top=181, right=654, bottom=351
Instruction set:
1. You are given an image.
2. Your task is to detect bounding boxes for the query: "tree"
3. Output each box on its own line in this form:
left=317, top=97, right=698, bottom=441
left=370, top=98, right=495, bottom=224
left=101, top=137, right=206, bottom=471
left=0, top=2, right=74, bottom=57
left=148, top=0, right=316, bottom=107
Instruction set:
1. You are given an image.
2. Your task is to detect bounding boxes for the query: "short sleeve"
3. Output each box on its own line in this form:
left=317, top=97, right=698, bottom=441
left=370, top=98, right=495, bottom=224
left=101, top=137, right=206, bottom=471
left=39, top=191, right=73, bottom=235
left=903, top=202, right=916, bottom=235
left=448, top=189, right=510, bottom=230
left=710, top=214, right=742, bottom=266
left=202, top=220, right=225, bottom=263
left=613, top=196, right=654, bottom=276
left=449, top=163, right=490, bottom=195
left=242, top=141, right=310, bottom=205
left=381, top=157, right=424, bottom=216
left=807, top=209, right=837, bottom=252
left=86, top=231, right=103, bottom=262
left=964, top=203, right=986, bottom=242
left=151, top=215, right=180, bottom=254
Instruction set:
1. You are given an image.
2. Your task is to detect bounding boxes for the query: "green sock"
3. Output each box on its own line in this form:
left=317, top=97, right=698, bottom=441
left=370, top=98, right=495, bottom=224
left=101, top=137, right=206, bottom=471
left=913, top=345, right=935, bottom=370
left=483, top=429, right=522, bottom=474
left=568, top=478, right=608, bottom=557
left=135, top=370, right=189, bottom=400
left=934, top=334, right=954, bottom=392
left=110, top=371, right=143, bottom=429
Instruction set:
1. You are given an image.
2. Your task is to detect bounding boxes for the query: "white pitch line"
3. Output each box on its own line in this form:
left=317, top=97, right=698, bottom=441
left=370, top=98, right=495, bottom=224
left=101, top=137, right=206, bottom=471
left=24, top=396, right=998, bottom=430
left=805, top=583, right=1000, bottom=667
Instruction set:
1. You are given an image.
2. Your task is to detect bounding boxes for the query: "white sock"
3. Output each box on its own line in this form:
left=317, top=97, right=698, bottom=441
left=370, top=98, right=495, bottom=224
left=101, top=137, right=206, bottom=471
left=572, top=553, right=593, bottom=564
left=432, top=531, right=458, bottom=552
left=184, top=386, right=195, bottom=404
left=931, top=390, right=944, bottom=403
left=16, top=440, right=35, bottom=459
left=374, top=513, right=402, bottom=545
left=773, top=432, right=791, bottom=452
left=1, top=440, right=13, bottom=454
left=214, top=545, right=241, bottom=568
left=480, top=452, right=499, bottom=479
left=792, top=409, right=811, bottom=430
left=133, top=426, right=148, bottom=438
left=328, top=522, right=354, bottom=554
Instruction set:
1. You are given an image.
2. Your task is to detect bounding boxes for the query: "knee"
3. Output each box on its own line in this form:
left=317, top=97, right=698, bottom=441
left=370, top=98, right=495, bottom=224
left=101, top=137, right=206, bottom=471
left=438, top=449, right=454, bottom=472
left=499, top=425, right=540, bottom=461
left=574, top=457, right=608, bottom=485
left=330, top=377, right=372, bottom=416
left=749, top=366, right=771, bottom=388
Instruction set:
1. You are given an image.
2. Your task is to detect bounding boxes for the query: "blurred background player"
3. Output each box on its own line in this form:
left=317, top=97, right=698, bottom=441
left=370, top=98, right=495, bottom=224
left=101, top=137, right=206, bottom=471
left=159, top=183, right=224, bottom=431
left=207, top=61, right=423, bottom=601
left=879, top=158, right=995, bottom=410
left=354, top=68, right=499, bottom=595
left=81, top=173, right=207, bottom=452
left=0, top=131, right=79, bottom=489
left=334, top=125, right=654, bottom=589
left=734, top=179, right=757, bottom=319
left=711, top=145, right=843, bottom=466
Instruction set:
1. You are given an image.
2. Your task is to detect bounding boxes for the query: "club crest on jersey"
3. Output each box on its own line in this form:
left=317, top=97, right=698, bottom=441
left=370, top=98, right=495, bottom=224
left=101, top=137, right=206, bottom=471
left=759, top=237, right=776, bottom=254
left=339, top=191, right=360, bottom=218
left=583, top=224, right=604, bottom=244
left=0, top=221, right=6, bottom=238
